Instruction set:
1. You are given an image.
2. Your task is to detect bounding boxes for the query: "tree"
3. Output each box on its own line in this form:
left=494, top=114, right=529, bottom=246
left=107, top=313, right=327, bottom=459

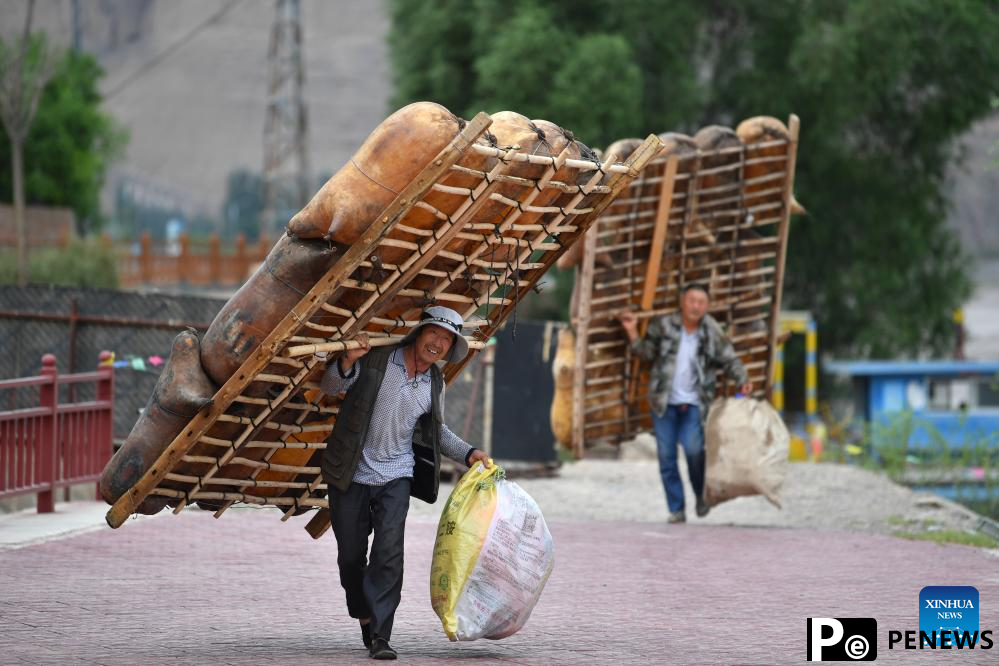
left=0, top=31, right=127, bottom=238
left=707, top=0, right=995, bottom=356
left=546, top=33, right=643, bottom=149
left=387, top=0, right=999, bottom=359
left=0, top=0, right=55, bottom=286
left=388, top=0, right=477, bottom=115
left=471, top=6, right=644, bottom=147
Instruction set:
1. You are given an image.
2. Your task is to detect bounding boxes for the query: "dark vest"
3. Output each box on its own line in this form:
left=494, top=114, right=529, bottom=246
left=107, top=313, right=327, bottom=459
left=321, top=345, right=443, bottom=504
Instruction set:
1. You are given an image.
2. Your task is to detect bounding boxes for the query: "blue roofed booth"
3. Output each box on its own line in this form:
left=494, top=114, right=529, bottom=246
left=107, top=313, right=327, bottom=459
left=824, top=360, right=999, bottom=450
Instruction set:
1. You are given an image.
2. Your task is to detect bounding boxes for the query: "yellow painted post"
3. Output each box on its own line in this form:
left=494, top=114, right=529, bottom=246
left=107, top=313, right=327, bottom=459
left=805, top=317, right=818, bottom=429
left=772, top=343, right=785, bottom=414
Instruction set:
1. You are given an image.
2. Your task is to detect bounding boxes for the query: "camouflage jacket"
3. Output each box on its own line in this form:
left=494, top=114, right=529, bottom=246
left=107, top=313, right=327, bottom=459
left=630, top=312, right=748, bottom=419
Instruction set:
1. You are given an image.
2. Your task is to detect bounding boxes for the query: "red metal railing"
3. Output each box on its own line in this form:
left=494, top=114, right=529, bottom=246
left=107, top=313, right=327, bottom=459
left=0, top=352, right=114, bottom=512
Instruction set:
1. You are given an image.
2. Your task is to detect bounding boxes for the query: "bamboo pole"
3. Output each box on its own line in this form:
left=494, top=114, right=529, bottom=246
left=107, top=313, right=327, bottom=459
left=765, top=114, right=800, bottom=400
left=572, top=203, right=599, bottom=460
left=585, top=373, right=624, bottom=386
left=591, top=292, right=634, bottom=306
left=584, top=414, right=649, bottom=430
left=285, top=334, right=485, bottom=358
left=585, top=357, right=626, bottom=371
left=444, top=166, right=613, bottom=194
left=149, top=487, right=328, bottom=508
left=164, top=473, right=321, bottom=490
left=469, top=143, right=635, bottom=173
left=595, top=238, right=653, bottom=254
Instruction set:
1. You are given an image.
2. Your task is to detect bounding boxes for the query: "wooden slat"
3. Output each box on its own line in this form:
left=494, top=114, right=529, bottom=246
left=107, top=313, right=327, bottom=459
left=627, top=155, right=678, bottom=404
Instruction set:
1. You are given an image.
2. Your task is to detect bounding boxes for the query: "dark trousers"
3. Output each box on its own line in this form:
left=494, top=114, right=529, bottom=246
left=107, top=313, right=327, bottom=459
left=651, top=404, right=705, bottom=513
left=328, top=477, right=411, bottom=641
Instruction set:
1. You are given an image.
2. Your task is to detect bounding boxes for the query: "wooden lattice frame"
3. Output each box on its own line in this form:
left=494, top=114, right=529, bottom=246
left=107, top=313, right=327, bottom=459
left=106, top=111, right=664, bottom=534
left=571, top=116, right=800, bottom=455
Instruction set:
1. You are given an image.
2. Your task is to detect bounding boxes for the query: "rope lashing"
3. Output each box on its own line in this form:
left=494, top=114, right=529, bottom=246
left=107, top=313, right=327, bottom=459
left=528, top=121, right=549, bottom=148
left=540, top=221, right=563, bottom=246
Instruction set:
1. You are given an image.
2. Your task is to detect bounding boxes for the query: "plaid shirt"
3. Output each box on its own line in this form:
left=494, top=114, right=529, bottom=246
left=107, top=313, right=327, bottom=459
left=630, top=312, right=748, bottom=418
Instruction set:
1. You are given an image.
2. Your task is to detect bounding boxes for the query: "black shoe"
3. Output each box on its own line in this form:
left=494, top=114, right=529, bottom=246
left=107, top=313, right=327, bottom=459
left=696, top=495, right=710, bottom=518
left=369, top=636, right=397, bottom=660
left=360, top=622, right=372, bottom=649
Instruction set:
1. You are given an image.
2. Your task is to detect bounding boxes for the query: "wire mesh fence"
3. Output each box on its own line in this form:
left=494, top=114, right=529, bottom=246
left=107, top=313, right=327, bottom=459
left=0, top=285, right=487, bottom=447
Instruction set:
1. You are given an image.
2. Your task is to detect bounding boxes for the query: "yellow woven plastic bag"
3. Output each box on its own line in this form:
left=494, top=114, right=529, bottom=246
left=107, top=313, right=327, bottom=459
left=430, top=462, right=554, bottom=641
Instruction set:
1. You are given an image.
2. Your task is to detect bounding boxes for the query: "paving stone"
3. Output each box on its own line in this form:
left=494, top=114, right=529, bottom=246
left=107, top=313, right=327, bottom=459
left=0, top=510, right=996, bottom=664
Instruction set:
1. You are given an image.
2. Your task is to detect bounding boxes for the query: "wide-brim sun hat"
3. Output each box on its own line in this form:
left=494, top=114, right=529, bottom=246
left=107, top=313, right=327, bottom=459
left=399, top=305, right=468, bottom=364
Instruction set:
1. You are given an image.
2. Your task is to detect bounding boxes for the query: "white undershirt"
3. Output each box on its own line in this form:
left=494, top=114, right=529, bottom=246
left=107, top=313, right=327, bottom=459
left=668, top=327, right=700, bottom=406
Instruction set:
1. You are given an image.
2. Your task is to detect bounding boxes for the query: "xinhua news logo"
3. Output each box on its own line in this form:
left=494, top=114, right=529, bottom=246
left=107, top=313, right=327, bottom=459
left=918, top=585, right=978, bottom=648
left=886, top=585, right=993, bottom=651
left=807, top=618, right=877, bottom=661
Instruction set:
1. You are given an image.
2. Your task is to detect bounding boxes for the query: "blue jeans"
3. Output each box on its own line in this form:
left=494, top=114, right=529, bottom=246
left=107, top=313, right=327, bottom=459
left=651, top=404, right=705, bottom=513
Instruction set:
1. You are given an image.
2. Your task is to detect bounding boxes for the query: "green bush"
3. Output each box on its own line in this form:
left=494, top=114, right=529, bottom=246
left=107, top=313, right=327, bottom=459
left=0, top=239, right=118, bottom=288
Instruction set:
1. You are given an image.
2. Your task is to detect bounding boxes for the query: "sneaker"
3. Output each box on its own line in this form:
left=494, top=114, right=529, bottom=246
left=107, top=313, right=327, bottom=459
left=667, top=510, right=686, bottom=524
left=696, top=496, right=710, bottom=518
left=369, top=636, right=398, bottom=660
left=360, top=621, right=372, bottom=649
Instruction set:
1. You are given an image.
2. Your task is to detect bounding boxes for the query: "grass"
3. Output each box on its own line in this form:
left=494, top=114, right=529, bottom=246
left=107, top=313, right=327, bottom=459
left=886, top=515, right=939, bottom=528
left=886, top=514, right=996, bottom=548
left=894, top=529, right=997, bottom=549
left=822, top=411, right=999, bottom=522
left=885, top=515, right=913, bottom=526
left=823, top=409, right=999, bottom=477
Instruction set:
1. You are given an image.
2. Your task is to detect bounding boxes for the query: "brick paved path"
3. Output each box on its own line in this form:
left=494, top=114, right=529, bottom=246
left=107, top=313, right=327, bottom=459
left=1, top=510, right=996, bottom=664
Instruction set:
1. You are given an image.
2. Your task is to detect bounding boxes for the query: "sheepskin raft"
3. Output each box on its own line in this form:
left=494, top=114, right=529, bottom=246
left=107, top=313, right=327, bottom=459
left=552, top=115, right=803, bottom=455
left=102, top=104, right=663, bottom=536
